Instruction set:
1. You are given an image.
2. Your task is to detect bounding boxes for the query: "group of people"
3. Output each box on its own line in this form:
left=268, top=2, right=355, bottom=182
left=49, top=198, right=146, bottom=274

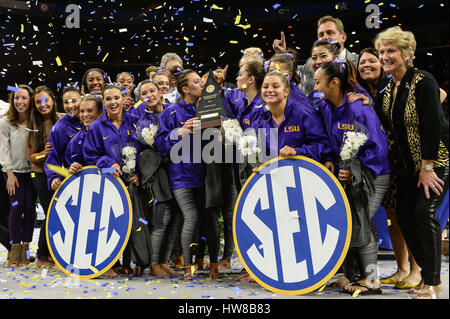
left=0, top=14, right=448, bottom=299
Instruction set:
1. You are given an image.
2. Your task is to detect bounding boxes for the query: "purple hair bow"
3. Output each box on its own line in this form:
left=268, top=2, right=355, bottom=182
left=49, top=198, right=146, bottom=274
left=332, top=57, right=343, bottom=73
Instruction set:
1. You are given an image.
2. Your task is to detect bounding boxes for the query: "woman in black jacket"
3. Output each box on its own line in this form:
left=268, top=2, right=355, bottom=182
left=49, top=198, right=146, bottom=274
left=374, top=26, right=449, bottom=299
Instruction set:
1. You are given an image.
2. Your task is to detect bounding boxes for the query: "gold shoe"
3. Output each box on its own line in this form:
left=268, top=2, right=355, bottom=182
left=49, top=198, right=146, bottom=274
left=395, top=278, right=422, bottom=289
left=414, top=285, right=442, bottom=299
left=380, top=274, right=406, bottom=285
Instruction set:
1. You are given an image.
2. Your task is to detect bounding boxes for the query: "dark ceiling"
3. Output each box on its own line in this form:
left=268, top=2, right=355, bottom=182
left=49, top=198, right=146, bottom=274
left=0, top=0, right=448, bottom=103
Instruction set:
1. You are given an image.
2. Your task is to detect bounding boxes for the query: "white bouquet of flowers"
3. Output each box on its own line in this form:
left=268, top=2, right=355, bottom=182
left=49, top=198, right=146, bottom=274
left=237, top=134, right=261, bottom=186
left=221, top=119, right=243, bottom=144
left=140, top=124, right=159, bottom=147
left=339, top=124, right=369, bottom=168
left=122, top=144, right=137, bottom=175
left=238, top=135, right=261, bottom=164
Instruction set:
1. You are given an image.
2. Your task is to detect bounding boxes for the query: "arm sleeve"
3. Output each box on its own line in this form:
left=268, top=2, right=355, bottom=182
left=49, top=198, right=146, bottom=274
left=356, top=108, right=390, bottom=177
left=295, top=109, right=333, bottom=163
left=44, top=129, right=64, bottom=189
left=0, top=119, right=12, bottom=170
left=154, top=109, right=181, bottom=157
left=83, top=126, right=116, bottom=168
left=416, top=74, right=443, bottom=160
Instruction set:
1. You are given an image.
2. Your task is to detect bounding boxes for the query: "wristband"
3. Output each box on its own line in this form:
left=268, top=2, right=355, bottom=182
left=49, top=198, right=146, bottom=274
left=421, top=163, right=434, bottom=172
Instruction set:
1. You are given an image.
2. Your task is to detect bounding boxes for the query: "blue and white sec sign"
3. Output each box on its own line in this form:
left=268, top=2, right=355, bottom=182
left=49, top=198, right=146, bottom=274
left=46, top=166, right=132, bottom=278
left=233, top=156, right=351, bottom=295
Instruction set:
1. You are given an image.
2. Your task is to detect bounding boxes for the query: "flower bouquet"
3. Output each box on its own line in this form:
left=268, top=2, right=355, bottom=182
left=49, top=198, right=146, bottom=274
left=121, top=143, right=137, bottom=180
left=135, top=120, right=159, bottom=148
left=221, top=118, right=243, bottom=145
left=339, top=122, right=369, bottom=169
left=237, top=134, right=261, bottom=186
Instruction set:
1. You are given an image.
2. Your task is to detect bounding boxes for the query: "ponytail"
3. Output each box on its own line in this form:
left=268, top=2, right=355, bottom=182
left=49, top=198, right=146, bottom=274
left=319, top=60, right=359, bottom=94
left=175, top=68, right=195, bottom=100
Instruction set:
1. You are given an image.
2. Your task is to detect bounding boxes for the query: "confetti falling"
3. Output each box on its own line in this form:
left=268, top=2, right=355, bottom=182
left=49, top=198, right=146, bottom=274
left=0, top=0, right=448, bottom=302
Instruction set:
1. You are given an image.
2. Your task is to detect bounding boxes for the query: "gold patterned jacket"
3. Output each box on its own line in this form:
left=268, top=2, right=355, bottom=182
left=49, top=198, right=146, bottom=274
left=374, top=68, right=449, bottom=175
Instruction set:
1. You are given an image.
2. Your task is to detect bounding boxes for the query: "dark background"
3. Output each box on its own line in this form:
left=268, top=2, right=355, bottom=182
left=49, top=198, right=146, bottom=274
left=0, top=0, right=448, bottom=112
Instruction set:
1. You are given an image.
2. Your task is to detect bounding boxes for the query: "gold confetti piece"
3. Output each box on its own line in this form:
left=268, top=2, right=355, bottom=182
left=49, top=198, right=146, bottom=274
left=145, top=291, right=153, bottom=294
left=136, top=227, right=142, bottom=232
left=155, top=5, right=163, bottom=9
left=36, top=154, right=45, bottom=160
left=387, top=219, right=391, bottom=226
left=102, top=52, right=109, bottom=62
left=253, top=34, right=258, bottom=38
left=275, top=63, right=280, bottom=70
left=211, top=4, right=223, bottom=10
left=237, top=24, right=251, bottom=30
left=318, top=285, right=326, bottom=292
left=46, top=164, right=70, bottom=178
left=48, top=279, right=57, bottom=285
left=352, top=289, right=361, bottom=297
left=103, top=136, right=109, bottom=139
left=241, top=84, right=247, bottom=89
left=54, top=197, right=59, bottom=202
left=55, top=56, right=62, bottom=66
left=234, top=15, right=241, bottom=25
left=189, top=243, right=198, bottom=247
left=21, top=24, right=24, bottom=32
left=229, top=40, right=238, bottom=44
left=31, top=172, right=35, bottom=178
left=183, top=36, right=189, bottom=41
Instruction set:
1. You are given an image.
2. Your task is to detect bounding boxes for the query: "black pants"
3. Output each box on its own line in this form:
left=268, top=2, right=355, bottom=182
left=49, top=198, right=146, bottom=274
left=396, top=166, right=449, bottom=286
left=31, top=172, right=54, bottom=259
left=0, top=168, right=11, bottom=251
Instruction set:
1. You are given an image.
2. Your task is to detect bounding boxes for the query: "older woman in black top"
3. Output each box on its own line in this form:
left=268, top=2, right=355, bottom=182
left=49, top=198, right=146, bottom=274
left=374, top=26, right=449, bottom=299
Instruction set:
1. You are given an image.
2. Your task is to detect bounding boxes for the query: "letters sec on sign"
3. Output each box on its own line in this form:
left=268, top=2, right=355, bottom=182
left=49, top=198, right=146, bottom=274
left=46, top=166, right=132, bottom=279
left=233, top=156, right=351, bottom=295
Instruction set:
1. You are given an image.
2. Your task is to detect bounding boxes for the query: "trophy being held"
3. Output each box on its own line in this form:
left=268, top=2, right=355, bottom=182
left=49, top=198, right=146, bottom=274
left=196, top=70, right=227, bottom=128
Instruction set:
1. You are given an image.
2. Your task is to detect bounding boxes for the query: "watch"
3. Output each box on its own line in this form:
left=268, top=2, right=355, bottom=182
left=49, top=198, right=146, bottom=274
left=421, top=163, right=434, bottom=172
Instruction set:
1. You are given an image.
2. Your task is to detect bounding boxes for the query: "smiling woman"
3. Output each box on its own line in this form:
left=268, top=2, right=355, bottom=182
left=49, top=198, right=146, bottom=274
left=81, top=68, right=106, bottom=95
left=357, top=48, right=385, bottom=98
left=374, top=26, right=449, bottom=299
left=0, top=84, right=37, bottom=267
left=26, top=85, right=61, bottom=268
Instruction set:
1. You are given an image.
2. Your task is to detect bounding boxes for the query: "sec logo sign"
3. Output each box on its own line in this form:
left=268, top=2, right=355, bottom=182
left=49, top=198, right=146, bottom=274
left=233, top=156, right=351, bottom=295
left=46, top=166, right=132, bottom=278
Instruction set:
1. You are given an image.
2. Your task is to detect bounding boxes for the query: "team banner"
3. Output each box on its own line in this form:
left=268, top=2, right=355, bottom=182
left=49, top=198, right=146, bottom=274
left=233, top=156, right=351, bottom=295
left=46, top=166, right=132, bottom=279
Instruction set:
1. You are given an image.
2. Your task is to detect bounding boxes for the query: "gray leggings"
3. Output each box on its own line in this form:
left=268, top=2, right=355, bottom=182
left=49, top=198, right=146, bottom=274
left=150, top=202, right=177, bottom=265
left=344, top=174, right=390, bottom=282
left=172, top=187, right=205, bottom=266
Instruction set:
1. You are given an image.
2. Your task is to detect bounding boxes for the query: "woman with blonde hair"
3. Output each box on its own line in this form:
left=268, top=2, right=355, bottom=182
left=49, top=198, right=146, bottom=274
left=374, top=26, right=449, bottom=299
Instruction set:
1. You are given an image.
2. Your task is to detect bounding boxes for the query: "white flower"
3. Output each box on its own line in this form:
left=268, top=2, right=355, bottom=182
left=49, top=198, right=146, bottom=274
left=238, top=135, right=260, bottom=157
left=122, top=145, right=137, bottom=158
left=140, top=124, right=158, bottom=146
left=340, top=131, right=368, bottom=162
left=222, top=119, right=243, bottom=144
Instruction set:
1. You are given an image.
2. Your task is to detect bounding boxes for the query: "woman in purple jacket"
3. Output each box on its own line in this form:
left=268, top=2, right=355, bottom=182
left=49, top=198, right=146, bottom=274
left=252, top=71, right=332, bottom=163
left=83, top=84, right=141, bottom=277
left=44, top=86, right=83, bottom=191
left=65, top=94, right=103, bottom=172
left=155, top=69, right=219, bottom=279
left=314, top=60, right=391, bottom=295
